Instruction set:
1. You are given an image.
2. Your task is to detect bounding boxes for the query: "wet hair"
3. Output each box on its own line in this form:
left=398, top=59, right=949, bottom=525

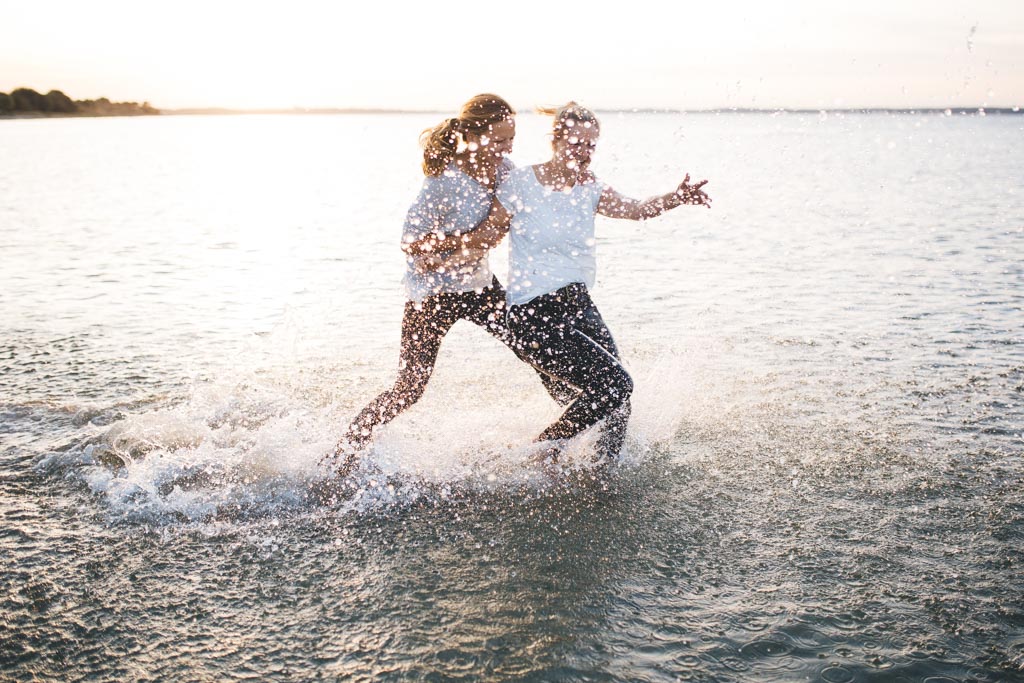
left=537, top=101, right=600, bottom=141
left=420, top=93, right=515, bottom=176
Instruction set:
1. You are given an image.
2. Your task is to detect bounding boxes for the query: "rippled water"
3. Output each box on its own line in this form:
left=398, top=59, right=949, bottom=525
left=2, top=112, right=1022, bottom=681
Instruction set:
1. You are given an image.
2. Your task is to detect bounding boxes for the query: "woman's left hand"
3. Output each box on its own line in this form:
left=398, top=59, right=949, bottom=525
left=675, top=174, right=711, bottom=208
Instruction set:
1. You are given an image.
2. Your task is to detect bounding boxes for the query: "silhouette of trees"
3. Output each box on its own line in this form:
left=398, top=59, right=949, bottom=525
left=45, top=90, right=76, bottom=113
left=75, top=97, right=159, bottom=116
left=0, top=87, right=159, bottom=116
left=11, top=88, right=48, bottom=111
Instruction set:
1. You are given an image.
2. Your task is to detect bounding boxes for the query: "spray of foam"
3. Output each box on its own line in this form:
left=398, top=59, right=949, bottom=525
left=35, top=344, right=702, bottom=524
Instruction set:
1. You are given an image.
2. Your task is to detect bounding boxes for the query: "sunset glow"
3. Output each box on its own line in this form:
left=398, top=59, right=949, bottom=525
left=2, top=0, right=1022, bottom=111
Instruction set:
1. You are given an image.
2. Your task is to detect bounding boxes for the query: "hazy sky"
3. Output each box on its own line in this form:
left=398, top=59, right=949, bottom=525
left=1, top=0, right=1021, bottom=110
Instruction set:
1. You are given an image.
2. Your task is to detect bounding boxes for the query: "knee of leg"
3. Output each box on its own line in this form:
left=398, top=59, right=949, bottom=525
left=610, top=367, right=634, bottom=399
left=406, top=381, right=429, bottom=404
left=591, top=366, right=632, bottom=402
left=395, top=375, right=430, bottom=404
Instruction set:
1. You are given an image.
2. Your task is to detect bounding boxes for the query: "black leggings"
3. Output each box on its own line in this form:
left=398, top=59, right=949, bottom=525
left=347, top=278, right=573, bottom=443
left=507, top=283, right=633, bottom=457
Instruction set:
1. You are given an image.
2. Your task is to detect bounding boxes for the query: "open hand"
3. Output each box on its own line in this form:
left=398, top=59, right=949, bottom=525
left=675, top=174, right=711, bottom=208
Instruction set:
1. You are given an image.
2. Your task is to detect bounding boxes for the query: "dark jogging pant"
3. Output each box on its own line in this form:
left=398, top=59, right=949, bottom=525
left=347, top=277, right=575, bottom=443
left=507, top=282, right=632, bottom=458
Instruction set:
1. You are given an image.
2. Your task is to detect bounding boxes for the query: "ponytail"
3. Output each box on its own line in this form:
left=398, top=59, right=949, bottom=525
left=419, top=94, right=515, bottom=176
left=420, top=117, right=460, bottom=177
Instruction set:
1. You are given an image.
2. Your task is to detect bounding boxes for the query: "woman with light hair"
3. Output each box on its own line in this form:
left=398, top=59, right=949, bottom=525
left=485, top=102, right=712, bottom=464
left=328, top=94, right=570, bottom=475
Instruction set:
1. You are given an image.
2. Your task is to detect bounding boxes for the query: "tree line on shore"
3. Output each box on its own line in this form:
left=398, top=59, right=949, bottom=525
left=0, top=88, right=159, bottom=116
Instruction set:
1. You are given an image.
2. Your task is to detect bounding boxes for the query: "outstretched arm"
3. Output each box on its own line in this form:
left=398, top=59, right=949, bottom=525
left=597, top=174, right=711, bottom=221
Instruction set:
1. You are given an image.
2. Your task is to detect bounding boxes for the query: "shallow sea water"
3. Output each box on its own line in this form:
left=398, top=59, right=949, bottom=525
left=1, top=111, right=1022, bottom=681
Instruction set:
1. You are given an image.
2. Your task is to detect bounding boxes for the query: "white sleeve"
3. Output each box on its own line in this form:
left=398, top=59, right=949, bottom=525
left=401, top=176, right=444, bottom=244
left=495, top=170, right=522, bottom=214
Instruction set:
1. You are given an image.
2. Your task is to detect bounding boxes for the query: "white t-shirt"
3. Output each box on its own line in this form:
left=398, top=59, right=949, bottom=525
left=401, top=159, right=513, bottom=302
left=496, top=166, right=607, bottom=306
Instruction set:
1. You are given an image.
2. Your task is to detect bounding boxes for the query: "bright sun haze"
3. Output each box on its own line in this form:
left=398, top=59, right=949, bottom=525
left=1, top=0, right=1022, bottom=109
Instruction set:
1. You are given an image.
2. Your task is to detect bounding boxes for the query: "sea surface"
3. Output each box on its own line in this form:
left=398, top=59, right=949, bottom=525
left=1, top=111, right=1022, bottom=681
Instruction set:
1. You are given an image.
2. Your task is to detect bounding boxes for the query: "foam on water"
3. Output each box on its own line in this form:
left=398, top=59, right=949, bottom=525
left=35, top=340, right=700, bottom=525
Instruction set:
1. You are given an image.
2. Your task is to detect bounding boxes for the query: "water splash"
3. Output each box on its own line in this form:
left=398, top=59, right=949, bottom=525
left=34, top=346, right=701, bottom=525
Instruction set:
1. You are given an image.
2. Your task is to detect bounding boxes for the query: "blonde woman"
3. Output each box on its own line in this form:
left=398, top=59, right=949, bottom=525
left=485, top=102, right=711, bottom=462
left=330, top=94, right=569, bottom=474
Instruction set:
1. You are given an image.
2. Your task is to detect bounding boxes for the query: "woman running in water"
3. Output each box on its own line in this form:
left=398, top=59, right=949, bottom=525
left=329, top=94, right=569, bottom=474
left=487, top=102, right=711, bottom=463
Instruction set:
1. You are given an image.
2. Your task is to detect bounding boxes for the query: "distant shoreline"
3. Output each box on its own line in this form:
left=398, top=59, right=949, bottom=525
left=0, top=111, right=162, bottom=119
left=1, top=88, right=159, bottom=118
left=2, top=106, right=1020, bottom=120
left=143, top=106, right=1024, bottom=116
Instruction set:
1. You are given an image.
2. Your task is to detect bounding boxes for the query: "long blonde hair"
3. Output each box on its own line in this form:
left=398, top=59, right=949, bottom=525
left=537, top=101, right=600, bottom=141
left=420, top=93, right=515, bottom=176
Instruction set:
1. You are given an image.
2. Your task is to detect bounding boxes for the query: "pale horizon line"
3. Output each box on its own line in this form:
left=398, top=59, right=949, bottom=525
left=155, top=104, right=1019, bottom=113
left=4, top=86, right=1020, bottom=116
left=160, top=105, right=1024, bottom=115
